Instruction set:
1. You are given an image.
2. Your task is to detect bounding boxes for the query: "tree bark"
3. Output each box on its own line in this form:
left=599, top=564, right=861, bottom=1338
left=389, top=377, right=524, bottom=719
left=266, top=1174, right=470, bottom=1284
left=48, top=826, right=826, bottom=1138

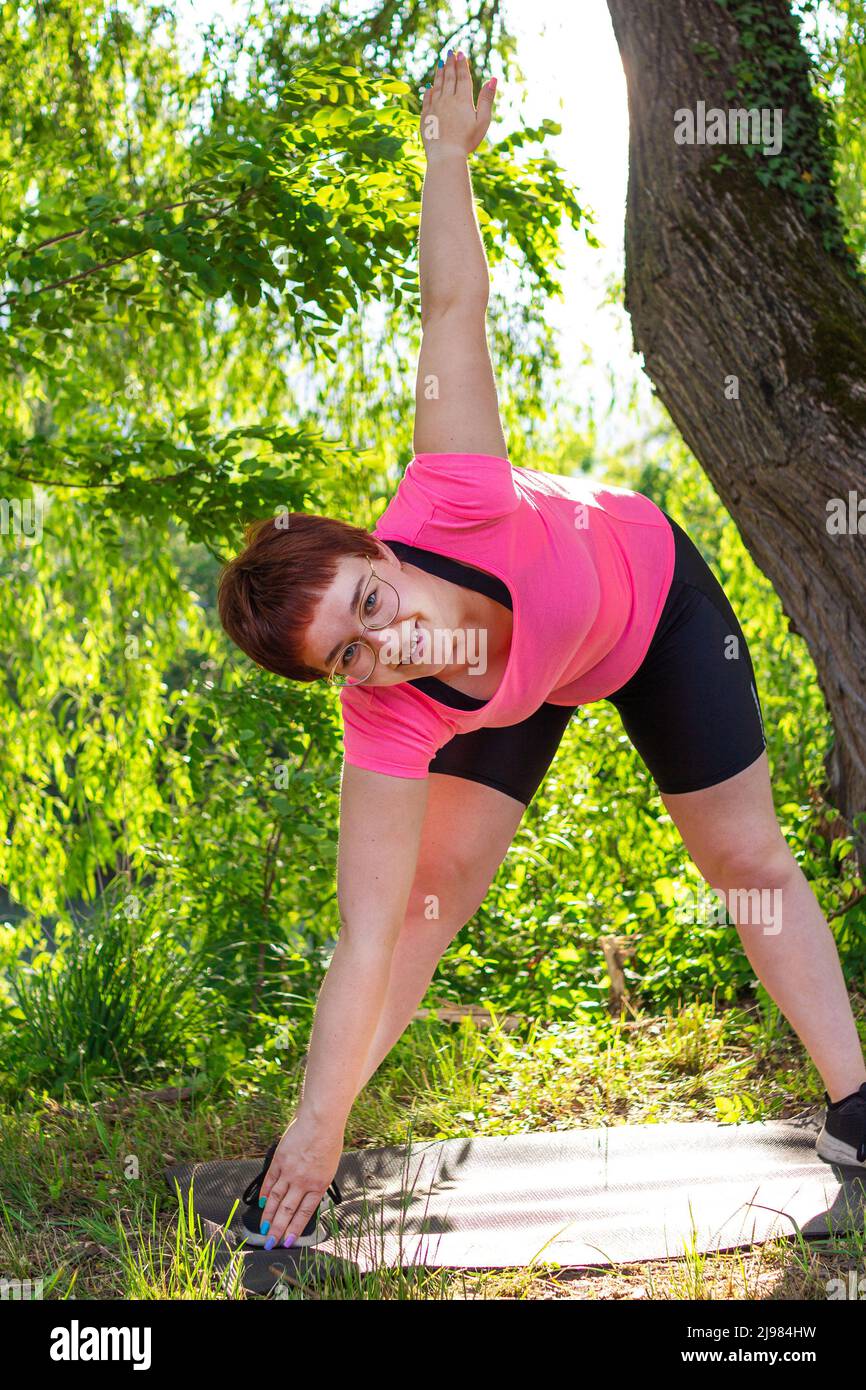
left=606, top=0, right=866, bottom=851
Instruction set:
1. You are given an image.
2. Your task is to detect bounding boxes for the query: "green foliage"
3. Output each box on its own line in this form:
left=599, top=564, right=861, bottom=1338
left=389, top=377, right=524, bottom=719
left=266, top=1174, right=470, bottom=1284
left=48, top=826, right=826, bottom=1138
left=808, top=0, right=866, bottom=262
left=2, top=880, right=213, bottom=1093
left=1, top=10, right=589, bottom=539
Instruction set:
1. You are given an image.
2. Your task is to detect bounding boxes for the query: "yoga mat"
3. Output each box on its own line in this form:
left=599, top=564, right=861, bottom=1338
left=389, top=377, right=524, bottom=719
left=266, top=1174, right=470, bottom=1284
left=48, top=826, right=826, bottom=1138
left=164, top=1112, right=866, bottom=1294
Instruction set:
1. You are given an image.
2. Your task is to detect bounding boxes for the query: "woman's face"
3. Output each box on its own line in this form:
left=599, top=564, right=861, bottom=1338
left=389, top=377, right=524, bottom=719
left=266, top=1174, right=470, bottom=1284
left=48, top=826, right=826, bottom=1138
left=302, top=545, right=451, bottom=687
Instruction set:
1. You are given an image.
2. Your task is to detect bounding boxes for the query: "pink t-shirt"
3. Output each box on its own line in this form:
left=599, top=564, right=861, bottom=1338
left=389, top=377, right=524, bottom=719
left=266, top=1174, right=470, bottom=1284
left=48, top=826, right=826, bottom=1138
left=340, top=453, right=675, bottom=779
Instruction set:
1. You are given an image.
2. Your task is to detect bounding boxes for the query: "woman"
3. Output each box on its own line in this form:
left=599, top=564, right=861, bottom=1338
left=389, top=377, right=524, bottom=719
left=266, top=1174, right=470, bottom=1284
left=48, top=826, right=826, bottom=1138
left=217, top=51, right=866, bottom=1254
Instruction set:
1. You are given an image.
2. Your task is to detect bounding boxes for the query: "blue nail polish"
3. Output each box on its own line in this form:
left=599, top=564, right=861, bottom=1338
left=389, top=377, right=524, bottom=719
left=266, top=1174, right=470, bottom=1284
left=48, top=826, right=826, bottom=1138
left=283, top=1234, right=296, bottom=1249
left=447, top=48, right=453, bottom=57
left=437, top=58, right=444, bottom=68
left=258, top=1197, right=266, bottom=1209
left=264, top=1236, right=275, bottom=1251
left=261, top=1220, right=270, bottom=1234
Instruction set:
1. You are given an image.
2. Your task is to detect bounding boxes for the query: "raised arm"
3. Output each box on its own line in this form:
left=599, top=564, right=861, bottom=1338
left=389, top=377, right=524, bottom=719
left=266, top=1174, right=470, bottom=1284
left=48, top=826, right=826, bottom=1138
left=258, top=763, right=429, bottom=1247
left=414, top=51, right=506, bottom=458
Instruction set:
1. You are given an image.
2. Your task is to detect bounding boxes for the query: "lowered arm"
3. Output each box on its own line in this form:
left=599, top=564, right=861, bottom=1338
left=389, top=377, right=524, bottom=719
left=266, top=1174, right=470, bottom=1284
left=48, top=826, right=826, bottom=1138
left=295, top=763, right=430, bottom=1134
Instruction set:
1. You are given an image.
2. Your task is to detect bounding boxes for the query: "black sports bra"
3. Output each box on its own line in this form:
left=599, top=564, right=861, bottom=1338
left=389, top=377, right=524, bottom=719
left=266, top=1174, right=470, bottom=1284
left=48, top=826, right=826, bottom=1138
left=384, top=538, right=512, bottom=710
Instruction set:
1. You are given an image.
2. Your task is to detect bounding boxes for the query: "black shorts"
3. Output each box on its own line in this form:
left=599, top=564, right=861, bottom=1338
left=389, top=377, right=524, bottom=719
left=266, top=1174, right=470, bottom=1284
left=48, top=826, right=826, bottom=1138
left=428, top=511, right=768, bottom=805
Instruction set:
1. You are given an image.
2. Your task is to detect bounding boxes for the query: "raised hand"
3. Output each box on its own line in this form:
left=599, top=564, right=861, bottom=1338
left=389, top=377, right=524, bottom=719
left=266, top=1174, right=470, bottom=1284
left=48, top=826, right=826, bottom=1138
left=420, top=50, right=497, bottom=161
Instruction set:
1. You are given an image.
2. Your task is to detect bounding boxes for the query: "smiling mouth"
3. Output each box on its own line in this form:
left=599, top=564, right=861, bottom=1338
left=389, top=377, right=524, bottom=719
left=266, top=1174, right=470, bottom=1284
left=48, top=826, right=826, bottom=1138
left=398, top=621, right=422, bottom=666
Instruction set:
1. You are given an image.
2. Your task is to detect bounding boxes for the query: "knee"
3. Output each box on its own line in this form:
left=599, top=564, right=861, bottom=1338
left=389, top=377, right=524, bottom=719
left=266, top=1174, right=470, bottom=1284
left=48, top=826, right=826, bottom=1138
left=700, top=829, right=796, bottom=891
left=405, top=855, right=491, bottom=933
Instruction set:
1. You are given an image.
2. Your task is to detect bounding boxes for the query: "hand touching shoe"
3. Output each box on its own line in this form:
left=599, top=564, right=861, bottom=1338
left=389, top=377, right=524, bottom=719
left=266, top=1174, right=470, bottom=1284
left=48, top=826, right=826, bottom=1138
left=254, top=1114, right=344, bottom=1251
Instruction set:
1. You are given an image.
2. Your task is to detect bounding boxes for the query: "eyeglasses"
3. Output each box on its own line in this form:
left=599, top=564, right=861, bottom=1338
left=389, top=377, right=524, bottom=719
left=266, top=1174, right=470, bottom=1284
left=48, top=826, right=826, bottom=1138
left=326, top=556, right=401, bottom=687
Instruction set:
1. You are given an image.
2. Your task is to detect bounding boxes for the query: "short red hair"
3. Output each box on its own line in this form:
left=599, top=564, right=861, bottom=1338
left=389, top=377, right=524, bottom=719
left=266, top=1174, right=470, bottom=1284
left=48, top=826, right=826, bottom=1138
left=217, top=512, right=382, bottom=681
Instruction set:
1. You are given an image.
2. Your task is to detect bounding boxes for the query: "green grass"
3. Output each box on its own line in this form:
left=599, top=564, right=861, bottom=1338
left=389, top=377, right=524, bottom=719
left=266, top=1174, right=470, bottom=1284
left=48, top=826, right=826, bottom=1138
left=2, top=994, right=864, bottom=1300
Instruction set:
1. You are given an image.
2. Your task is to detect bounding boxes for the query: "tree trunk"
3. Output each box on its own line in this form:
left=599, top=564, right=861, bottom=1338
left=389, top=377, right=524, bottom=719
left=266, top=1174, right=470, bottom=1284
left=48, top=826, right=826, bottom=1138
left=606, top=0, right=866, bottom=851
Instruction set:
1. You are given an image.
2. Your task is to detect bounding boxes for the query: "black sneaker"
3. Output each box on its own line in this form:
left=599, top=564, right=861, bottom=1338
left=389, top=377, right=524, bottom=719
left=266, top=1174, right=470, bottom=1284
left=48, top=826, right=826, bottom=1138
left=816, top=1083, right=866, bottom=1168
left=239, top=1140, right=343, bottom=1248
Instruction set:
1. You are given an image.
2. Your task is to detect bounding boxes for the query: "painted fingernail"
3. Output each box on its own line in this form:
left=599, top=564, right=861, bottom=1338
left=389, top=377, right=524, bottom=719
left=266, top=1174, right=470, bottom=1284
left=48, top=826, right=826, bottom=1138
left=258, top=1197, right=266, bottom=1209
left=264, top=1236, right=275, bottom=1251
left=447, top=48, right=453, bottom=57
left=283, top=1234, right=296, bottom=1249
left=260, top=1220, right=270, bottom=1234
left=437, top=58, right=444, bottom=68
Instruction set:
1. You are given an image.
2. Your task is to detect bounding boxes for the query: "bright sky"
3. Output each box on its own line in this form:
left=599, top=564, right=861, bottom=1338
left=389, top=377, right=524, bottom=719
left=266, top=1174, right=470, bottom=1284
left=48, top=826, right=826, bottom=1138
left=499, top=0, right=651, bottom=447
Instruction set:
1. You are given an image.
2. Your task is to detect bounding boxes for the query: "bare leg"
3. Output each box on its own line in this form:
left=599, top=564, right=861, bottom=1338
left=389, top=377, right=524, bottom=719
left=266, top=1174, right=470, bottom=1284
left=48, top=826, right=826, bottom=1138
left=663, top=752, right=866, bottom=1102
